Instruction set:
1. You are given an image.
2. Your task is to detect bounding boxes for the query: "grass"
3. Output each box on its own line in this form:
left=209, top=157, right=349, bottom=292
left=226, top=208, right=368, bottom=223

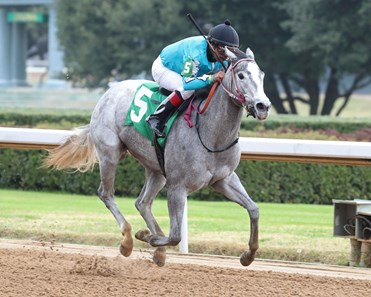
left=278, top=93, right=371, bottom=118
left=0, top=189, right=350, bottom=265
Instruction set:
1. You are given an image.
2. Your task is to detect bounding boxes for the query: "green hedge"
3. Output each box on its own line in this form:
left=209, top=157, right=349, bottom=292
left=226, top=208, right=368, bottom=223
left=0, top=113, right=89, bottom=128
left=1, top=149, right=370, bottom=204
left=0, top=149, right=143, bottom=198
left=1, top=112, right=371, bottom=132
left=241, top=116, right=371, bottom=133
left=1, top=113, right=370, bottom=204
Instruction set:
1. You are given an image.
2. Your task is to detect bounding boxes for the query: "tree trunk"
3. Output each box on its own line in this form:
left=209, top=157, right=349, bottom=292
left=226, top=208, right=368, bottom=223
left=321, top=67, right=339, bottom=115
left=265, top=73, right=288, bottom=114
left=303, top=76, right=320, bottom=115
left=335, top=94, right=351, bottom=116
left=336, top=73, right=370, bottom=116
left=279, top=73, right=297, bottom=114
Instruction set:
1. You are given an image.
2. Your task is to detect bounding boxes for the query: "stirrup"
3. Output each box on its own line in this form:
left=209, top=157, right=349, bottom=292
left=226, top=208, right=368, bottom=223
left=146, top=116, right=165, bottom=137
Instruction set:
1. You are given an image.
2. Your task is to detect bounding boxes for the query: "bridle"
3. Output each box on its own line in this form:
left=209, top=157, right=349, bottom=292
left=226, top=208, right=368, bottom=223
left=220, top=58, right=257, bottom=117
left=195, top=58, right=256, bottom=153
left=186, top=57, right=257, bottom=153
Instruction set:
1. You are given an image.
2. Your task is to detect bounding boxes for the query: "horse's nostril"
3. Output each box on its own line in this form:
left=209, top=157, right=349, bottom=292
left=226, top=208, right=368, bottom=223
left=256, top=102, right=265, bottom=111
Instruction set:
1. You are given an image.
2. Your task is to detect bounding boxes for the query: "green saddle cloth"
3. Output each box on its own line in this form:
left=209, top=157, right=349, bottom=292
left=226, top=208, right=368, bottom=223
left=125, top=82, right=178, bottom=147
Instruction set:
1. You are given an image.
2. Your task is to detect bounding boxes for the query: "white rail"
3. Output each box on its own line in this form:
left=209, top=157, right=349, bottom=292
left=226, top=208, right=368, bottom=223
left=1, top=127, right=371, bottom=253
left=1, top=127, right=370, bottom=165
left=239, top=137, right=371, bottom=166
left=0, top=127, right=74, bottom=149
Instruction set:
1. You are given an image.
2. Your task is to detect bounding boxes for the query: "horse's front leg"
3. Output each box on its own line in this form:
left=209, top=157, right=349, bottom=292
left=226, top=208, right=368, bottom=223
left=212, top=172, right=259, bottom=266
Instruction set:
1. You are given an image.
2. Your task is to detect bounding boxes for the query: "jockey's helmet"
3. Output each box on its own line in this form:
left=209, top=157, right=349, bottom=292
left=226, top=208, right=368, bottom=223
left=208, top=20, right=239, bottom=48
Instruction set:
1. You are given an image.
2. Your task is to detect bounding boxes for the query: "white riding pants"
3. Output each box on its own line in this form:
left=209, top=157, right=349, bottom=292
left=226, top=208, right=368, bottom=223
left=151, top=56, right=194, bottom=100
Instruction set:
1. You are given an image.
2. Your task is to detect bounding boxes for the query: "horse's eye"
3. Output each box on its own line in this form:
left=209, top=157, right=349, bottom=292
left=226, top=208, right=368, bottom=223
left=238, top=73, right=245, bottom=79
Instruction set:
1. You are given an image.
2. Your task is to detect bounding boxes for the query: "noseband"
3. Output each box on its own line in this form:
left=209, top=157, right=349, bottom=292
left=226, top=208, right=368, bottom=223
left=220, top=58, right=255, bottom=107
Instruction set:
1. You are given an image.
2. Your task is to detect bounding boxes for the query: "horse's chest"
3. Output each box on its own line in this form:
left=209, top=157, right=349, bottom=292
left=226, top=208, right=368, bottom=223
left=166, top=134, right=240, bottom=188
left=190, top=154, right=239, bottom=184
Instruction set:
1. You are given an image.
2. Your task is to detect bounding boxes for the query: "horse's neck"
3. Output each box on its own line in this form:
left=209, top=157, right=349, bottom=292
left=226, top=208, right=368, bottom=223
left=199, top=85, right=243, bottom=146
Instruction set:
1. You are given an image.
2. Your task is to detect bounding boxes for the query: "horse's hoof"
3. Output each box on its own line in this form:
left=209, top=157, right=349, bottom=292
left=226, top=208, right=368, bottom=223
left=240, top=251, right=255, bottom=266
left=135, top=229, right=151, bottom=241
left=120, top=237, right=133, bottom=257
left=149, top=234, right=164, bottom=247
left=153, top=247, right=166, bottom=267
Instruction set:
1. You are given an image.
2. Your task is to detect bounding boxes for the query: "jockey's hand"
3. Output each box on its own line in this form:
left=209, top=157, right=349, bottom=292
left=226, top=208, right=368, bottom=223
left=213, top=71, right=225, bottom=82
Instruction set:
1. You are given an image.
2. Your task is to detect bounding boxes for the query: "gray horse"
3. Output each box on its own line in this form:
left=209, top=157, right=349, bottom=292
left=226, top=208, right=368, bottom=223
left=44, top=47, right=271, bottom=267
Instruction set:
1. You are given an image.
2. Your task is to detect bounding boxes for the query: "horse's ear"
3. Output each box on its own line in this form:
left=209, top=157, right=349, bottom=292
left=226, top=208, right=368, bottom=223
left=245, top=48, right=255, bottom=60
left=225, top=46, right=238, bottom=62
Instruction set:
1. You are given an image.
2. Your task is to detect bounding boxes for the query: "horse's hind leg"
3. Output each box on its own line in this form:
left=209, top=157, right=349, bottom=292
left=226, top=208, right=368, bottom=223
left=142, top=186, right=187, bottom=247
left=135, top=169, right=167, bottom=266
left=96, top=142, right=133, bottom=257
left=211, top=172, right=259, bottom=267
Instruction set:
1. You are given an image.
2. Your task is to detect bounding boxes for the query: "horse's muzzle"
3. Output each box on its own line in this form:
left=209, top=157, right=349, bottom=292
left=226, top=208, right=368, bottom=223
left=248, top=100, right=271, bottom=120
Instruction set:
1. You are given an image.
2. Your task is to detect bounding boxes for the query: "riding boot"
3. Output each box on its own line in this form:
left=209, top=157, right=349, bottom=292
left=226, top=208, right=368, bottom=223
left=146, top=91, right=183, bottom=137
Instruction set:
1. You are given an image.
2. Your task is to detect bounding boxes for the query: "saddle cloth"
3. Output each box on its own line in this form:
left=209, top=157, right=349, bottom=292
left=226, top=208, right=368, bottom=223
left=125, top=82, right=179, bottom=147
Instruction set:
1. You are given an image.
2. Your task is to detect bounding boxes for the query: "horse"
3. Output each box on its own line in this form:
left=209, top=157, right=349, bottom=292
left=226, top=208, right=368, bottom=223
left=44, top=47, right=271, bottom=267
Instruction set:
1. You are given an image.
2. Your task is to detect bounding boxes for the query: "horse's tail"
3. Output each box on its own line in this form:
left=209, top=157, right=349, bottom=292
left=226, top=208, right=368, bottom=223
left=43, top=125, right=97, bottom=172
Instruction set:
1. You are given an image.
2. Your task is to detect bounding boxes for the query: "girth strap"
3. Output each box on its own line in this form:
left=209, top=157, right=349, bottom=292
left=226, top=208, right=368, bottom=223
left=154, top=134, right=166, bottom=177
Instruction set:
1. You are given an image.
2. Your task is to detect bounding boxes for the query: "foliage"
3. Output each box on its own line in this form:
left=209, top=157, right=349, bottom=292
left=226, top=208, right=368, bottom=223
left=2, top=112, right=371, bottom=133
left=240, top=115, right=371, bottom=134
left=279, top=0, right=371, bottom=115
left=55, top=0, right=371, bottom=115
left=204, top=0, right=371, bottom=116
left=56, top=0, right=185, bottom=86
left=1, top=149, right=370, bottom=204
left=1, top=113, right=369, bottom=205
left=0, top=113, right=89, bottom=128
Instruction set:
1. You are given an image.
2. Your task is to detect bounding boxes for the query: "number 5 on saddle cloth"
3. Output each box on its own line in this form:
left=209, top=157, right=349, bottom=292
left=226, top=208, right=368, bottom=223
left=125, top=82, right=181, bottom=147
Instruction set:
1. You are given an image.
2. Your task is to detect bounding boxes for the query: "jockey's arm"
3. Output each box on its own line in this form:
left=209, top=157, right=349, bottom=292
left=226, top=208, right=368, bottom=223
left=180, top=58, right=223, bottom=90
left=182, top=74, right=214, bottom=90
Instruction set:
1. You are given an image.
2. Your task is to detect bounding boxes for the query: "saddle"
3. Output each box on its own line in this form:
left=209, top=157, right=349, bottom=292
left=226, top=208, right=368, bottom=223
left=125, top=82, right=212, bottom=176
left=160, top=86, right=212, bottom=115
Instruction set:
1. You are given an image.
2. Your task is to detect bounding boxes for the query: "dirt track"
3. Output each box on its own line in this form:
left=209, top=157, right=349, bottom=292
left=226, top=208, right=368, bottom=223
left=1, top=239, right=371, bottom=297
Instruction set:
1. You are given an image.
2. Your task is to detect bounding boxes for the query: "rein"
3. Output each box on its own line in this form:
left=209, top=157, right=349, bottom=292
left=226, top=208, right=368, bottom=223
left=200, top=81, right=219, bottom=114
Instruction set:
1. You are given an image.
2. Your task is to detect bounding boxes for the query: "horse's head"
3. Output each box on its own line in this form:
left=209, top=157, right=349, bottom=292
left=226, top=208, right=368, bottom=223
left=223, top=47, right=271, bottom=120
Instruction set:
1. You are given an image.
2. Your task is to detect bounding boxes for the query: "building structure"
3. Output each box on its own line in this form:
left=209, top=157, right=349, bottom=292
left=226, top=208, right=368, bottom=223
left=0, top=0, right=64, bottom=87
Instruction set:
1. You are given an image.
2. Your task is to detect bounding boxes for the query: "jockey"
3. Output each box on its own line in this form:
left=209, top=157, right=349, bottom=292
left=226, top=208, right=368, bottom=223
left=146, top=20, right=240, bottom=137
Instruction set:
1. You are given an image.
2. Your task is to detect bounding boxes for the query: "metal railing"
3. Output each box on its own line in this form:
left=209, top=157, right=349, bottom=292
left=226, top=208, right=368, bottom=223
left=1, top=127, right=370, bottom=165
